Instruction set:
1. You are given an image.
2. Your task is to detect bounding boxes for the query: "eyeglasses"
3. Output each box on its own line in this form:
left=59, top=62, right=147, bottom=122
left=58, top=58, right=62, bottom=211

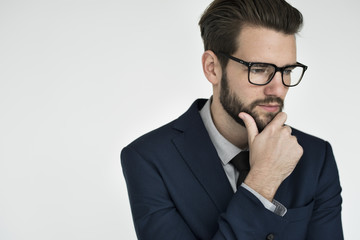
left=219, top=52, right=308, bottom=87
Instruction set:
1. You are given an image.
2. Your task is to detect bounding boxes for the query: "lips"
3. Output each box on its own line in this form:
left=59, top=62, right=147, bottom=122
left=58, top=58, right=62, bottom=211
left=258, top=104, right=280, bottom=113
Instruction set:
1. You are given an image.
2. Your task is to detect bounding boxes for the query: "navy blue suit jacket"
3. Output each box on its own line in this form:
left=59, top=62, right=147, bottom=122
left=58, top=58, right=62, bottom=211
left=121, top=99, right=343, bottom=239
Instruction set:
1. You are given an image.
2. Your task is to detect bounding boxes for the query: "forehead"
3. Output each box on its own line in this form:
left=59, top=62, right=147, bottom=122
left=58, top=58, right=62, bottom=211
left=235, top=26, right=297, bottom=65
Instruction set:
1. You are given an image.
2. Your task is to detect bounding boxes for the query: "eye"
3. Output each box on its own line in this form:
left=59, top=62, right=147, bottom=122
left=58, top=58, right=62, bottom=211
left=250, top=64, right=271, bottom=75
left=284, top=67, right=295, bottom=75
left=250, top=68, right=266, bottom=74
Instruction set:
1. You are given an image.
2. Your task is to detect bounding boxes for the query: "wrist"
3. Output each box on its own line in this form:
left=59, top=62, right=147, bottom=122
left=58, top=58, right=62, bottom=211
left=244, top=170, right=282, bottom=201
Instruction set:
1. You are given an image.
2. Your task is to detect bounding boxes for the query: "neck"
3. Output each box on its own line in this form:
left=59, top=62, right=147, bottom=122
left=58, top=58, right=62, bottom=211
left=210, top=97, right=249, bottom=149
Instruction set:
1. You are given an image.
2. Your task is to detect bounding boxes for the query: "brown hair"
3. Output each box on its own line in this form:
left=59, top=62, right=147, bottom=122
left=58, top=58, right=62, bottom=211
left=199, top=0, right=303, bottom=68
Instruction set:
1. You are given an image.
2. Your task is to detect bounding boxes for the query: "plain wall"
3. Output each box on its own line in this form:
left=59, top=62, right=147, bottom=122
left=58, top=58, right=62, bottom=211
left=0, top=0, right=358, bottom=239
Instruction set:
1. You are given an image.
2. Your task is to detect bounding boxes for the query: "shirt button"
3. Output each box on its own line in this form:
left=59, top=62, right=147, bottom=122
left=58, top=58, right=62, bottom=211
left=266, top=233, right=274, bottom=240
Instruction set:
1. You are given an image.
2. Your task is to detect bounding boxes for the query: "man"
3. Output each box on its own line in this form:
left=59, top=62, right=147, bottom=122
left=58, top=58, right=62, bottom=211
left=121, top=0, right=343, bottom=239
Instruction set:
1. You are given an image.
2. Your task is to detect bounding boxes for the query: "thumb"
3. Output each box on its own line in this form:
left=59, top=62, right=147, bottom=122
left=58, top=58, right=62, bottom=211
left=239, top=112, right=259, bottom=145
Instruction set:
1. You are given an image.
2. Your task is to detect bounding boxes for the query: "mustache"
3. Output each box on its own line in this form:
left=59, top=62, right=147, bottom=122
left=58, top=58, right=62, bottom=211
left=249, top=97, right=284, bottom=110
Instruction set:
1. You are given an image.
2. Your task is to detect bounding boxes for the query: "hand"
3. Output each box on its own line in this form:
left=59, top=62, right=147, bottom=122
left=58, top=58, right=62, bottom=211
left=239, top=112, right=303, bottom=201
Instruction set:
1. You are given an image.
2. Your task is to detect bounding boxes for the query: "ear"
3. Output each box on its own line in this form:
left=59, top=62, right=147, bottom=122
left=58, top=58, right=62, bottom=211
left=202, top=50, right=222, bottom=86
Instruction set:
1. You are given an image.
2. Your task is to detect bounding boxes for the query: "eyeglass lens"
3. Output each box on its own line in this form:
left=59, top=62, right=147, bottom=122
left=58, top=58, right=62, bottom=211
left=249, top=64, right=304, bottom=86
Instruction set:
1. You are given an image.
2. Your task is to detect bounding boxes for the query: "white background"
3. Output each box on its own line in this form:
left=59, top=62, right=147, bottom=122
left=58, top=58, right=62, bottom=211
left=0, top=0, right=358, bottom=239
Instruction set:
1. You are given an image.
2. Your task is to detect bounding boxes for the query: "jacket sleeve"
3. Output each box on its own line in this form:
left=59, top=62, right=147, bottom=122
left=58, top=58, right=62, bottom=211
left=305, top=142, right=343, bottom=239
left=121, top=146, right=291, bottom=240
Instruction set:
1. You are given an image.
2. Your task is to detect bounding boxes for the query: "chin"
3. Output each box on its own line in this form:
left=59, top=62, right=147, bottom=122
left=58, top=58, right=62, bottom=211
left=253, top=112, right=278, bottom=132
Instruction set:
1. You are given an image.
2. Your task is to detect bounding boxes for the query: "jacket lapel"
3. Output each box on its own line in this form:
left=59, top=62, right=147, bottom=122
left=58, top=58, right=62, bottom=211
left=172, top=99, right=234, bottom=212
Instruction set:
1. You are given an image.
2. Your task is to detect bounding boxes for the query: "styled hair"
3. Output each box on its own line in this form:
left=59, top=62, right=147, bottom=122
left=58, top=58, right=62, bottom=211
left=199, top=0, right=303, bottom=68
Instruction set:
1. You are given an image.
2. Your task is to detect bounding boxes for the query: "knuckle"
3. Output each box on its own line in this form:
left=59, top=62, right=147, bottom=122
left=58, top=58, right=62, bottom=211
left=291, top=136, right=303, bottom=152
left=287, top=126, right=292, bottom=134
left=291, top=135, right=298, bottom=142
left=298, top=145, right=304, bottom=155
left=282, top=126, right=292, bottom=134
left=295, top=143, right=304, bottom=157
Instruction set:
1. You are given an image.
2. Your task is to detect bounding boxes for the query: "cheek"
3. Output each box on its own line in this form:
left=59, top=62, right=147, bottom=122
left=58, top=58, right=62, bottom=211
left=226, top=64, right=248, bottom=86
left=282, top=88, right=289, bottom=99
left=238, top=85, right=264, bottom=103
left=227, top=74, right=249, bottom=96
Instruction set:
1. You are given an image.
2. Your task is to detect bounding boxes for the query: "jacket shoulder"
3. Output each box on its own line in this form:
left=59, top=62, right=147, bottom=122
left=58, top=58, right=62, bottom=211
left=123, top=99, right=207, bottom=153
left=125, top=119, right=179, bottom=152
left=291, top=127, right=328, bottom=148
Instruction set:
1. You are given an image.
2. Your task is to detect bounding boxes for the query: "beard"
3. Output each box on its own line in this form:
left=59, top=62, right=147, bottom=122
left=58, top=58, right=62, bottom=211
left=219, top=71, right=284, bottom=132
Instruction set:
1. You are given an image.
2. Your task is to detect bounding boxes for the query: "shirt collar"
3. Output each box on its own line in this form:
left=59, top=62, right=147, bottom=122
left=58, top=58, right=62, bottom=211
left=199, top=98, right=242, bottom=165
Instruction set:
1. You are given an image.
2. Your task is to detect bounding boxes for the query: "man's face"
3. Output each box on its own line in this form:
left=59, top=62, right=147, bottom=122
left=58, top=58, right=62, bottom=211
left=219, top=26, right=297, bottom=131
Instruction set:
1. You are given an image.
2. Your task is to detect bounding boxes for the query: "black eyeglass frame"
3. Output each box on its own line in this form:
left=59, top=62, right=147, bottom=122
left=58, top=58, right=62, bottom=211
left=218, top=52, right=308, bottom=87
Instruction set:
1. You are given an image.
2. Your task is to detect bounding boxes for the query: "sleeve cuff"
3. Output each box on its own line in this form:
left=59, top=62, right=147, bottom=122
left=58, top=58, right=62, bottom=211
left=240, top=183, right=287, bottom=217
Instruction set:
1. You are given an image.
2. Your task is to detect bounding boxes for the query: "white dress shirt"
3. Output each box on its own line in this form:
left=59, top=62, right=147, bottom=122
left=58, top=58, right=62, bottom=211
left=199, top=98, right=287, bottom=216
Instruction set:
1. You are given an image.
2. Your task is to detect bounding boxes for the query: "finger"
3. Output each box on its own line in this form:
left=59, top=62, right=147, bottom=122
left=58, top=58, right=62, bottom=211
left=239, top=112, right=259, bottom=145
left=284, top=125, right=292, bottom=134
left=266, top=112, right=288, bottom=130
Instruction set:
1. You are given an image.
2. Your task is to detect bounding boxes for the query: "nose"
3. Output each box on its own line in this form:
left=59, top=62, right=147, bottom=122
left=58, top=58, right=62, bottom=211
left=263, top=72, right=287, bottom=97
